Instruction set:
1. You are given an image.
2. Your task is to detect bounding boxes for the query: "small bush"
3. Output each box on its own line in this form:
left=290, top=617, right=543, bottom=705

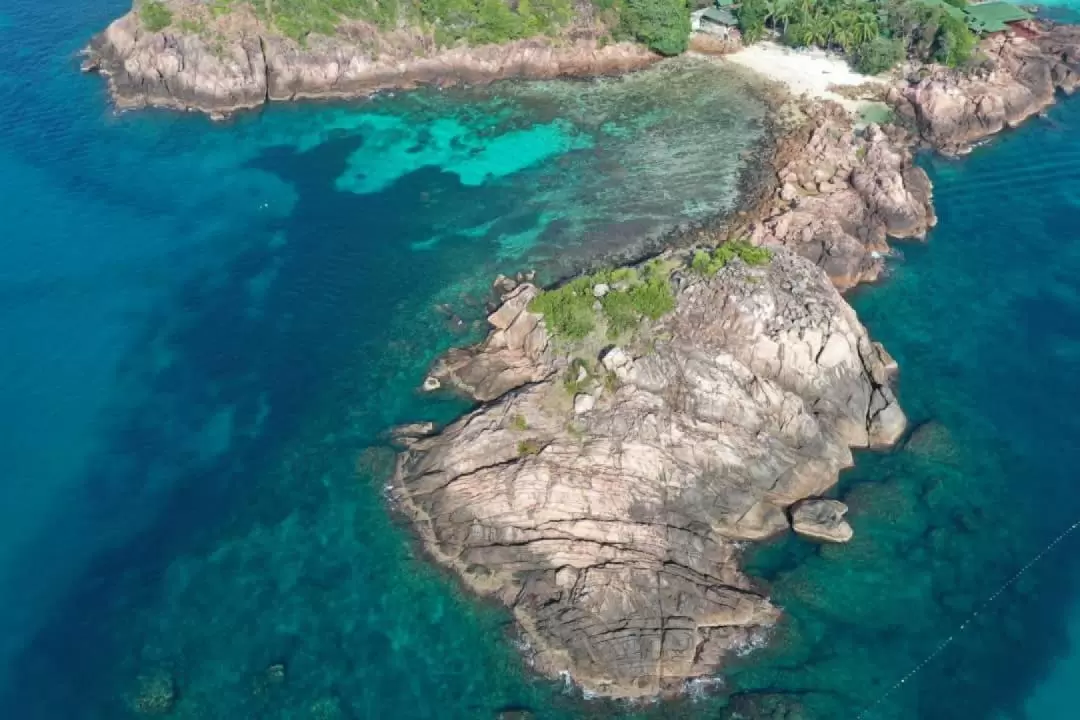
left=517, top=439, right=542, bottom=456
left=140, top=0, right=173, bottom=31
left=509, top=414, right=528, bottom=431
left=851, top=36, right=905, bottom=76
left=529, top=277, right=596, bottom=340
left=600, top=290, right=639, bottom=339
left=691, top=241, right=773, bottom=276
left=563, top=358, right=591, bottom=396
left=627, top=274, right=675, bottom=319
left=531, top=262, right=675, bottom=341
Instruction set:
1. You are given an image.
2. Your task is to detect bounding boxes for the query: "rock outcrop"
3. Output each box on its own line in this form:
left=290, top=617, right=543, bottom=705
left=752, top=106, right=936, bottom=290
left=82, top=2, right=656, bottom=115
left=392, top=249, right=904, bottom=698
left=892, top=22, right=1080, bottom=154
left=790, top=498, right=854, bottom=543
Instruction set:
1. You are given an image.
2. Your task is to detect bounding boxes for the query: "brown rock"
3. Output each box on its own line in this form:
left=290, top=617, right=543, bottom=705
left=83, top=6, right=658, bottom=116
left=392, top=250, right=904, bottom=698
left=753, top=112, right=935, bottom=290
left=790, top=498, right=854, bottom=543
left=898, top=23, right=1080, bottom=154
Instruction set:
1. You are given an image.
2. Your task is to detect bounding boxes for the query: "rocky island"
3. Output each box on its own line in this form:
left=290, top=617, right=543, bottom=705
left=80, top=0, right=1080, bottom=706
left=383, top=14, right=1080, bottom=697
left=393, top=247, right=906, bottom=697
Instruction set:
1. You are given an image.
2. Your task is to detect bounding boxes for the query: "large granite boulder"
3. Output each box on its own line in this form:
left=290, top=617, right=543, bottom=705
left=894, top=23, right=1080, bottom=154
left=753, top=108, right=936, bottom=290
left=790, top=498, right=854, bottom=543
left=392, top=250, right=904, bottom=698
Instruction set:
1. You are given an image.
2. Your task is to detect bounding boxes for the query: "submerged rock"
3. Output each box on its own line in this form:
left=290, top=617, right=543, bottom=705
left=392, top=249, right=904, bottom=698
left=129, top=670, right=176, bottom=715
left=790, top=499, right=854, bottom=543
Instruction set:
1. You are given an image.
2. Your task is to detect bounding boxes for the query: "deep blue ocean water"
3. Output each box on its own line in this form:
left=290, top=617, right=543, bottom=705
left=5, top=0, right=1080, bottom=718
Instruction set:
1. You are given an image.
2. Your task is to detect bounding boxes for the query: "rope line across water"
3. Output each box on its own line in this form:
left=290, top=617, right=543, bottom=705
left=856, top=517, right=1080, bottom=719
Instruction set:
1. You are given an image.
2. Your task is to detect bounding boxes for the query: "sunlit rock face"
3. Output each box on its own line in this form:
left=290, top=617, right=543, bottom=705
left=393, top=249, right=904, bottom=698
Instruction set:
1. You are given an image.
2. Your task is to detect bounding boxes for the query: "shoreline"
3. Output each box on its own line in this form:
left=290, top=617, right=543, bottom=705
left=76, top=3, right=1080, bottom=706
left=384, top=20, right=1080, bottom=703
left=81, top=9, right=658, bottom=118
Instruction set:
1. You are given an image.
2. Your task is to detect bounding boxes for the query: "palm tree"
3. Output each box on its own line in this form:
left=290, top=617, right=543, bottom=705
left=850, top=8, right=879, bottom=46
left=772, top=0, right=799, bottom=34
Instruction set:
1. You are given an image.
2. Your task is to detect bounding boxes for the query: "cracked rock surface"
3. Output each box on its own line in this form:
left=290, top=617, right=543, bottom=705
left=392, top=250, right=904, bottom=698
left=81, top=2, right=656, bottom=115
left=753, top=106, right=936, bottom=291
left=892, top=22, right=1080, bottom=154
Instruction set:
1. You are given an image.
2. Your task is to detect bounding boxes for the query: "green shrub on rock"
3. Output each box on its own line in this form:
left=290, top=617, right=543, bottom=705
left=529, top=261, right=677, bottom=342
left=852, top=36, right=906, bottom=75
left=528, top=277, right=596, bottom=341
left=691, top=240, right=773, bottom=276
left=618, top=0, right=691, bottom=56
left=140, top=0, right=173, bottom=31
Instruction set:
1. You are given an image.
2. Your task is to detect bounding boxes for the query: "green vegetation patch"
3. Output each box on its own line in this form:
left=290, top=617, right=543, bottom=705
left=528, top=259, right=676, bottom=342
left=735, top=0, right=978, bottom=72
left=421, top=0, right=575, bottom=46
left=614, top=0, right=691, bottom=56
left=851, top=35, right=906, bottom=74
left=517, top=439, right=543, bottom=456
left=140, top=0, right=174, bottom=31
left=528, top=276, right=598, bottom=341
left=690, top=240, right=773, bottom=276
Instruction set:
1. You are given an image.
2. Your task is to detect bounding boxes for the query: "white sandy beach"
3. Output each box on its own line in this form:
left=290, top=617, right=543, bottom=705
left=723, top=40, right=887, bottom=114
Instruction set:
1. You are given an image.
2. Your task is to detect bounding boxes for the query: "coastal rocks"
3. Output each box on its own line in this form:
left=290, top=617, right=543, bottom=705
left=82, top=4, right=657, bottom=115
left=790, top=499, right=854, bottom=543
left=753, top=106, right=936, bottom=290
left=392, top=250, right=905, bottom=697
left=428, top=284, right=554, bottom=401
left=894, top=23, right=1080, bottom=154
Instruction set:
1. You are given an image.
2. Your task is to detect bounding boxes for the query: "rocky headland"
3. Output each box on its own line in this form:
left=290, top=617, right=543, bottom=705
left=750, top=104, right=935, bottom=290
left=393, top=250, right=905, bottom=698
left=892, top=21, right=1080, bottom=154
left=82, top=0, right=656, bottom=116
left=386, top=19, right=1080, bottom=698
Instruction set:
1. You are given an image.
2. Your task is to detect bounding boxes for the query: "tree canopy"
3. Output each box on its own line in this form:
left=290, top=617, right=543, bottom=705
left=735, top=0, right=978, bottom=72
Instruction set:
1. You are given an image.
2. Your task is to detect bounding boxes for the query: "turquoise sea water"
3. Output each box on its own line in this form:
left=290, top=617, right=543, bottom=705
left=0, top=1, right=768, bottom=718
left=6, top=0, right=1080, bottom=718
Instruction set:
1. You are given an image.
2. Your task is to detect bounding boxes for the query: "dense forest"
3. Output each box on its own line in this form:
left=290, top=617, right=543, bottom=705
left=138, top=0, right=693, bottom=54
left=139, top=0, right=976, bottom=70
left=735, top=0, right=977, bottom=72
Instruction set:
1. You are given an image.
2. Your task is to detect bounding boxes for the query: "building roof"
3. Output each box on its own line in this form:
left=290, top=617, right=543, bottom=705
left=701, top=6, right=737, bottom=24
left=918, top=0, right=967, bottom=22
left=964, top=2, right=1033, bottom=33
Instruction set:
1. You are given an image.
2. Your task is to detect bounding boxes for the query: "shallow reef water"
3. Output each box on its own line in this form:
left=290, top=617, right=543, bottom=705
left=728, top=87, right=1080, bottom=720
left=6, top=0, right=1080, bottom=717
left=0, top=1, right=768, bottom=717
